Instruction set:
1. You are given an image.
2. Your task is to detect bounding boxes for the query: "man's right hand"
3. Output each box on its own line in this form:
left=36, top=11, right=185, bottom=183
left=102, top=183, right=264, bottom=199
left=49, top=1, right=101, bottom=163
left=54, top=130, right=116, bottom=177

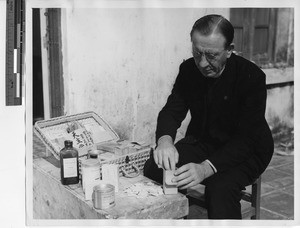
left=154, top=135, right=179, bottom=170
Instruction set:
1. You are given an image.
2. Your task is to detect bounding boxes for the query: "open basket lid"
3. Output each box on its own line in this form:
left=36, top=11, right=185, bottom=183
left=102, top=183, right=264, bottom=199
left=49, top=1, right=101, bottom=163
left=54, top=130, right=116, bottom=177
left=34, top=111, right=119, bottom=159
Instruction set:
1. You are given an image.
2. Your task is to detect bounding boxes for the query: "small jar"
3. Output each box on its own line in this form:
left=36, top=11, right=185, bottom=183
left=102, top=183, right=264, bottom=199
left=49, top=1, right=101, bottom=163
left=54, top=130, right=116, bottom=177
left=81, top=159, right=101, bottom=191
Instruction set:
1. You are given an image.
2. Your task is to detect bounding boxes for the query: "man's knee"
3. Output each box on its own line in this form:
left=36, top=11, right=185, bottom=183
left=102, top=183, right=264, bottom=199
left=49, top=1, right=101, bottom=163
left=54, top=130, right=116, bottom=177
left=204, top=175, right=243, bottom=219
left=205, top=179, right=241, bottom=201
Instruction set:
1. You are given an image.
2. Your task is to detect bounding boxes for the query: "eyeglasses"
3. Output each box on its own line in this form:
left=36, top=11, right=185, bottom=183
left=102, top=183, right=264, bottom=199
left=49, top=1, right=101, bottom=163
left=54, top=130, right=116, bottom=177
left=192, top=46, right=226, bottom=62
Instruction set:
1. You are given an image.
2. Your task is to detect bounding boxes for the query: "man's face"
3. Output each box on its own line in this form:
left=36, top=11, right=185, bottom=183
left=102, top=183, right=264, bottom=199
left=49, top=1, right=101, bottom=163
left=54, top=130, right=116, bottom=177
left=191, top=31, right=232, bottom=78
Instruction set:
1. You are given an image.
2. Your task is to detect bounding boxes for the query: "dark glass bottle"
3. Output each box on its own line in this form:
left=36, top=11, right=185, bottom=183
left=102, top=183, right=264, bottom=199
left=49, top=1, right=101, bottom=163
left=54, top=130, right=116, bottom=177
left=60, top=140, right=79, bottom=185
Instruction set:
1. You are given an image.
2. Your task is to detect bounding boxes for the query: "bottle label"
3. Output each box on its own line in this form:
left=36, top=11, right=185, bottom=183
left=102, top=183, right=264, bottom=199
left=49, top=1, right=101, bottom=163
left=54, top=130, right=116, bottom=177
left=63, top=158, right=77, bottom=178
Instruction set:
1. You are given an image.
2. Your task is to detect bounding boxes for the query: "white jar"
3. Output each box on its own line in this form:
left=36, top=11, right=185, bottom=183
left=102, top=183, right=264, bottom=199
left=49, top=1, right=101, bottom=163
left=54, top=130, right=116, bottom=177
left=81, top=159, right=100, bottom=194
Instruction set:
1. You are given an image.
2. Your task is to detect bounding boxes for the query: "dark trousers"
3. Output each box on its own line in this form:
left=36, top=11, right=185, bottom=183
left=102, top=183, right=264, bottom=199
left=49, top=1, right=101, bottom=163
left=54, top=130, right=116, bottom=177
left=144, top=137, right=256, bottom=219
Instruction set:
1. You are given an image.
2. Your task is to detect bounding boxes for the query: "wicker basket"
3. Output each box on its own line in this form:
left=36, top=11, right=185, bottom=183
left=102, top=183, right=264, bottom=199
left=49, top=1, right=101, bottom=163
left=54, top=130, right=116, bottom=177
left=34, top=111, right=151, bottom=177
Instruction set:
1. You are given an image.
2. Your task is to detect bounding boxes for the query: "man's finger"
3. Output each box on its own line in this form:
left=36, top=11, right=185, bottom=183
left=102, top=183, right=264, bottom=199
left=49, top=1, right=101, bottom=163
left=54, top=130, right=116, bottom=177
left=179, top=180, right=196, bottom=190
left=157, top=151, right=163, bottom=168
left=153, top=150, right=158, bottom=165
left=163, top=155, right=170, bottom=170
left=154, top=151, right=162, bottom=168
left=176, top=176, right=193, bottom=188
left=173, top=169, right=189, bottom=183
left=174, top=164, right=189, bottom=176
left=169, top=154, right=176, bottom=170
left=174, top=151, right=179, bottom=164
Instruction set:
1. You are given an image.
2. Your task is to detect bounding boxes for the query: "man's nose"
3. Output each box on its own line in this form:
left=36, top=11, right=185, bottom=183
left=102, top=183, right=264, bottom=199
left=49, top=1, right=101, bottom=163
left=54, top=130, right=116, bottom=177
left=197, top=55, right=209, bottom=68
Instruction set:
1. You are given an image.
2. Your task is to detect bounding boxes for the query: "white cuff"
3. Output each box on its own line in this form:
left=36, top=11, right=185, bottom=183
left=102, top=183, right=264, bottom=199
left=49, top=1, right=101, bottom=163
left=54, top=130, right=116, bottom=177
left=205, top=159, right=217, bottom=173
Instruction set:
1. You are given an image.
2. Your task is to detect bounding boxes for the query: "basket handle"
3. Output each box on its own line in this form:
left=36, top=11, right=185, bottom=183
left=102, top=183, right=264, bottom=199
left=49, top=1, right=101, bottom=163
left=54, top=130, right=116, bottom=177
left=120, top=162, right=140, bottom=178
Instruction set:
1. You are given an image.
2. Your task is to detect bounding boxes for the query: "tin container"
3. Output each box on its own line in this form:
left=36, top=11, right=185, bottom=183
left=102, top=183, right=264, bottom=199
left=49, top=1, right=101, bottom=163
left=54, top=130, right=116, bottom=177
left=92, top=183, right=115, bottom=209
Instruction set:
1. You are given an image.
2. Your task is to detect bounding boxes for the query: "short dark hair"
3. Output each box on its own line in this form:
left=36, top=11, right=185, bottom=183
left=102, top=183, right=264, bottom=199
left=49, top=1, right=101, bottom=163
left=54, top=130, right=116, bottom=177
left=190, top=14, right=234, bottom=48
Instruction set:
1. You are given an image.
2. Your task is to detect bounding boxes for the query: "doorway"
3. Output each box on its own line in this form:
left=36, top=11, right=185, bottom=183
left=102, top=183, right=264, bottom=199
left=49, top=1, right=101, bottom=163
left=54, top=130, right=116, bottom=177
left=32, top=8, right=64, bottom=124
left=33, top=8, right=44, bottom=123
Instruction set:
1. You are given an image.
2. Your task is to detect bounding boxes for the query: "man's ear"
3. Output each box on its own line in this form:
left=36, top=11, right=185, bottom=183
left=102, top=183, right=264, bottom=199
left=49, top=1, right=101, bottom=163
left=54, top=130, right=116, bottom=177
left=226, top=43, right=235, bottom=58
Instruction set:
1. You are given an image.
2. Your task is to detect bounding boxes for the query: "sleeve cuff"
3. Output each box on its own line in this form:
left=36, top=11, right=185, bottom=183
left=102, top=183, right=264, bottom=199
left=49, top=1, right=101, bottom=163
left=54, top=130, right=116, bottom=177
left=205, top=159, right=217, bottom=173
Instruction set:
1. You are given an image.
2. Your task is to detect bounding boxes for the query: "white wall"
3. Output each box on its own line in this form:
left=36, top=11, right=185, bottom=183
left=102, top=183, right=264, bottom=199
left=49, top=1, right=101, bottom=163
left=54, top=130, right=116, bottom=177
left=61, top=8, right=229, bottom=144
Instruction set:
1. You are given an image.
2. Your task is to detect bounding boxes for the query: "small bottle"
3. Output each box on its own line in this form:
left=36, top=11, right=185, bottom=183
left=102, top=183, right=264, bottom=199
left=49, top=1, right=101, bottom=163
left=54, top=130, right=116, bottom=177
left=60, top=140, right=79, bottom=185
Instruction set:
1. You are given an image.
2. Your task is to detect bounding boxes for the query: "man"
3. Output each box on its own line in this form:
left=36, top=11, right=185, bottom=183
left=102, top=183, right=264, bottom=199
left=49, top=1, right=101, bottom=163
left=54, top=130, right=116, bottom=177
left=144, top=14, right=274, bottom=219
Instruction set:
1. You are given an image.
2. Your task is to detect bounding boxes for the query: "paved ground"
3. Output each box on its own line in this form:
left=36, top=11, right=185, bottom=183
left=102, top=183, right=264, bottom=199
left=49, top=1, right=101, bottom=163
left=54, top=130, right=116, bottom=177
left=33, top=131, right=294, bottom=220
left=187, top=153, right=294, bottom=220
left=259, top=128, right=294, bottom=219
left=259, top=154, right=294, bottom=219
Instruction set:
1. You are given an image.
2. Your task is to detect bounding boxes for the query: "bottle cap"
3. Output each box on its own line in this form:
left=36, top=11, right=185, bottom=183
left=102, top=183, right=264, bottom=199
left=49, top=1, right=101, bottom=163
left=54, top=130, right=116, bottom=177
left=88, top=149, right=101, bottom=159
left=64, top=140, right=73, bottom=147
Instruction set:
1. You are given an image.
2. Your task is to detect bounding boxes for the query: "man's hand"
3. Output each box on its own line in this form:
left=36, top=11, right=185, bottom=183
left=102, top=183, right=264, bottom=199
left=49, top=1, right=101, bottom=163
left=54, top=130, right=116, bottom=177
left=154, top=135, right=179, bottom=170
left=172, top=161, right=214, bottom=189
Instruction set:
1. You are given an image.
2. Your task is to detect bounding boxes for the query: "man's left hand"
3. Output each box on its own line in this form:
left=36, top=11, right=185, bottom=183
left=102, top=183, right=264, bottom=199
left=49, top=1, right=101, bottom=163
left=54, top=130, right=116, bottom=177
left=172, top=162, right=214, bottom=189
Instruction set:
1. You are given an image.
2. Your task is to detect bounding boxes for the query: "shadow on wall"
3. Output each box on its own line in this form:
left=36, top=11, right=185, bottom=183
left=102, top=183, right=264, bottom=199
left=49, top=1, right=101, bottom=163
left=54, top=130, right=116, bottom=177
left=266, top=85, right=294, bottom=155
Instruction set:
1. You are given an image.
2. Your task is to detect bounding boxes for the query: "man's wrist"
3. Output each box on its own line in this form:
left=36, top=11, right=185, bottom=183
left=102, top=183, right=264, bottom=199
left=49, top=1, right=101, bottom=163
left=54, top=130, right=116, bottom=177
left=157, top=135, right=173, bottom=145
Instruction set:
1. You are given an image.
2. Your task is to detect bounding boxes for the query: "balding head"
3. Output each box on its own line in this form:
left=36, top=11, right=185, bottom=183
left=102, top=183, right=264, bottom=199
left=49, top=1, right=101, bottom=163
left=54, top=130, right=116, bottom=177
left=190, top=14, right=234, bottom=49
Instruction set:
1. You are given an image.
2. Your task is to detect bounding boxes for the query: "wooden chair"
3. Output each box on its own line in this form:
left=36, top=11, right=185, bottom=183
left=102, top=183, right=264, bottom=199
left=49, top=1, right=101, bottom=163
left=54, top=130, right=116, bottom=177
left=186, top=176, right=262, bottom=219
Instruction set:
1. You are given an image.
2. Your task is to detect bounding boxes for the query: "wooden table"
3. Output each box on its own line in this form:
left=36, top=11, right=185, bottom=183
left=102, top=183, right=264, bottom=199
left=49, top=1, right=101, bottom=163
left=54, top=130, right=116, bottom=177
left=33, top=155, right=188, bottom=219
